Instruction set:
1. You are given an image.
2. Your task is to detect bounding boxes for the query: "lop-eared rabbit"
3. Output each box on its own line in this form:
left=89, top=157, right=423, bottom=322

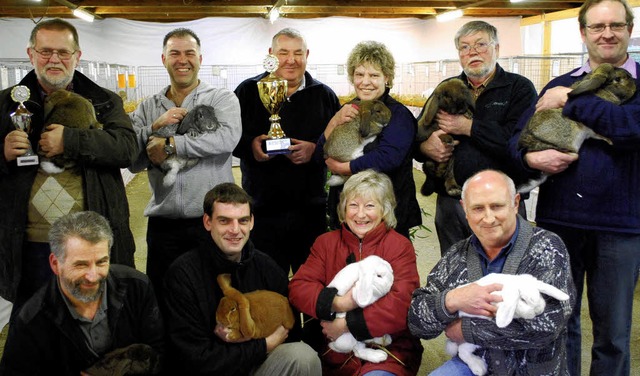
left=416, top=78, right=475, bottom=197
left=517, top=63, right=635, bottom=192
left=324, top=99, right=391, bottom=186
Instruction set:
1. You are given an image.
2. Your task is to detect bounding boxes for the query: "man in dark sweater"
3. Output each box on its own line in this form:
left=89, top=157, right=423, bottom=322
left=416, top=20, right=537, bottom=255
left=163, top=183, right=320, bottom=376
left=509, top=1, right=640, bottom=374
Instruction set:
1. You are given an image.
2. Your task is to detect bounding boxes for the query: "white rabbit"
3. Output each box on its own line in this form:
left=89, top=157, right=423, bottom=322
left=326, top=255, right=394, bottom=363
left=446, top=273, right=570, bottom=376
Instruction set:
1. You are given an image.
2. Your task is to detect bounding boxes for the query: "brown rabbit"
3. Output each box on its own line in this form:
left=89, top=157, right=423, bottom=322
left=215, top=273, right=295, bottom=341
left=517, top=63, right=634, bottom=192
left=324, top=99, right=392, bottom=186
left=41, top=89, right=102, bottom=174
left=416, top=78, right=475, bottom=197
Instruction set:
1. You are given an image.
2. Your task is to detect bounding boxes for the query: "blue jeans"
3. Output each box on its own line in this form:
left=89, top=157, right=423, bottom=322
left=428, top=356, right=476, bottom=376
left=539, top=223, right=640, bottom=376
left=364, top=371, right=396, bottom=376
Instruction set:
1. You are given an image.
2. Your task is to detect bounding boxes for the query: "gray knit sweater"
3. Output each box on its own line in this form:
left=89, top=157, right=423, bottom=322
left=408, top=216, right=576, bottom=375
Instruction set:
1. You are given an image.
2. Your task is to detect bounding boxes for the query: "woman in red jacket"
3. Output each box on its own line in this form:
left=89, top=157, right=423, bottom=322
left=289, top=169, right=423, bottom=376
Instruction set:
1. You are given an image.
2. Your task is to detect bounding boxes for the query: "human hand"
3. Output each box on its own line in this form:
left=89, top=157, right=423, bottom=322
left=321, top=317, right=348, bottom=342
left=324, top=103, right=359, bottom=139
left=152, top=107, right=187, bottom=131
left=3, top=129, right=30, bottom=161
left=436, top=110, right=472, bottom=136
left=146, top=136, right=168, bottom=166
left=419, top=129, right=458, bottom=162
left=39, top=124, right=64, bottom=158
left=444, top=319, right=464, bottom=343
left=331, top=288, right=358, bottom=313
left=525, top=149, right=579, bottom=174
left=265, top=325, right=289, bottom=353
left=445, top=282, right=503, bottom=317
left=251, top=134, right=271, bottom=162
left=286, top=138, right=315, bottom=164
left=535, top=87, right=572, bottom=112
left=325, top=157, right=351, bottom=176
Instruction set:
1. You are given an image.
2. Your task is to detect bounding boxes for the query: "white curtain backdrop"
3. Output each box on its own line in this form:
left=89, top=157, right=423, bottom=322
left=0, top=16, right=524, bottom=66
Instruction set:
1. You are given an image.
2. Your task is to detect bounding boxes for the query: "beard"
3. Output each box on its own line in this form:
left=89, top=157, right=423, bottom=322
left=37, top=65, right=74, bottom=91
left=61, top=276, right=106, bottom=303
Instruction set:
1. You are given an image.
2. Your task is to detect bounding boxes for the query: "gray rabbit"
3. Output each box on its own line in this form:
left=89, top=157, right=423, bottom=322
left=152, top=104, right=220, bottom=187
left=416, top=78, right=475, bottom=197
left=517, top=63, right=635, bottom=192
left=324, top=99, right=391, bottom=186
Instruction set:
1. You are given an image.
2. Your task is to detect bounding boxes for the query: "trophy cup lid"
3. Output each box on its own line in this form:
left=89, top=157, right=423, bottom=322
left=10, top=86, right=31, bottom=116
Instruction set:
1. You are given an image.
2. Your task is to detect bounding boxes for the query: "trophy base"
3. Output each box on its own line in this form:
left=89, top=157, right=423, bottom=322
left=265, top=138, right=291, bottom=156
left=17, top=155, right=39, bottom=166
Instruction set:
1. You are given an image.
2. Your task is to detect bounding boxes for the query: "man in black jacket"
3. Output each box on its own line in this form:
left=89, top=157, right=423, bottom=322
left=0, top=18, right=137, bottom=314
left=0, top=211, right=164, bottom=375
left=163, top=183, right=320, bottom=376
left=416, top=20, right=537, bottom=255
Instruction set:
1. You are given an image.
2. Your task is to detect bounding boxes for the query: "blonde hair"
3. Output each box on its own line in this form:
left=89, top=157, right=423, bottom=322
left=337, top=170, right=397, bottom=229
left=346, top=41, right=395, bottom=88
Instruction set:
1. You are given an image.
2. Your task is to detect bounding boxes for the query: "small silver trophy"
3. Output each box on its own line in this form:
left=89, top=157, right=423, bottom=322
left=10, top=85, right=39, bottom=166
left=257, top=54, right=291, bottom=155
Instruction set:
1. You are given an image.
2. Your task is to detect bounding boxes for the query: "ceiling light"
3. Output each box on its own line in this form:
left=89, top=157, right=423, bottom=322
left=436, top=9, right=463, bottom=22
left=268, top=8, right=280, bottom=23
left=510, top=0, right=526, bottom=2
left=73, top=7, right=95, bottom=22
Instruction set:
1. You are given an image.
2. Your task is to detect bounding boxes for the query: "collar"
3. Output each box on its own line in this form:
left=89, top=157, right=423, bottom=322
left=572, top=56, right=638, bottom=79
left=58, top=279, right=108, bottom=322
left=466, top=68, right=496, bottom=99
left=470, top=219, right=520, bottom=275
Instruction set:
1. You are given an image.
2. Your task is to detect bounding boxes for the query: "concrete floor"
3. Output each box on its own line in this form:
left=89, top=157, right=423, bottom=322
left=1, top=167, right=638, bottom=375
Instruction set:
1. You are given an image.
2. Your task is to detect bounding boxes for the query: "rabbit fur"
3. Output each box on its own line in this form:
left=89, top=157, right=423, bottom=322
left=446, top=273, right=570, bottom=376
left=40, top=89, right=103, bottom=174
left=326, top=255, right=394, bottom=363
left=84, top=343, right=160, bottom=376
left=517, top=63, right=635, bottom=193
left=324, top=99, right=391, bottom=186
left=416, top=78, right=475, bottom=197
left=215, top=273, right=295, bottom=341
left=152, top=104, right=221, bottom=187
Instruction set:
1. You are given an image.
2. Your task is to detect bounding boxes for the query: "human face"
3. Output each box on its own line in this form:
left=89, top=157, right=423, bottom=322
left=204, top=202, right=254, bottom=263
left=271, top=35, right=308, bottom=89
left=462, top=172, right=519, bottom=255
left=581, top=0, right=632, bottom=67
left=162, top=36, right=202, bottom=90
left=353, top=63, right=387, bottom=101
left=27, top=28, right=81, bottom=94
left=344, top=195, right=383, bottom=239
left=457, top=31, right=498, bottom=82
left=50, top=237, right=109, bottom=304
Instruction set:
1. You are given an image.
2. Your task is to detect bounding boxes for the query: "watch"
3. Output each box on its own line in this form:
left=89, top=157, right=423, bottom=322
left=164, top=137, right=175, bottom=156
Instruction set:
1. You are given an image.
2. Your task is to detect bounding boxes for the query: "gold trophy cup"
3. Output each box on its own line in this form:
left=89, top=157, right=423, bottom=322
left=10, top=85, right=39, bottom=166
left=257, top=54, right=291, bottom=155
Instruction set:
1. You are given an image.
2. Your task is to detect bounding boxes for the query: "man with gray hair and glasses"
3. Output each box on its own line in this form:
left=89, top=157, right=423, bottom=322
left=0, top=211, right=164, bottom=375
left=509, top=1, right=640, bottom=374
left=0, top=18, right=137, bottom=321
left=415, top=20, right=537, bottom=256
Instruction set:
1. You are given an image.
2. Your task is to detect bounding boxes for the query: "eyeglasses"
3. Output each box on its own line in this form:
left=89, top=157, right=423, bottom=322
left=32, top=48, right=77, bottom=60
left=585, top=23, right=628, bottom=34
left=458, top=42, right=493, bottom=56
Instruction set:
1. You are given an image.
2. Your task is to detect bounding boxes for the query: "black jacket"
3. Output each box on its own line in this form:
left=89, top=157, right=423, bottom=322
left=416, top=64, right=537, bottom=196
left=0, top=265, right=165, bottom=375
left=163, top=238, right=292, bottom=376
left=0, top=70, right=138, bottom=302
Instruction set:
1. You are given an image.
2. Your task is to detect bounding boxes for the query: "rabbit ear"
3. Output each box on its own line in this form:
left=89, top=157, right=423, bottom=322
left=495, top=286, right=519, bottom=328
left=353, top=270, right=375, bottom=307
left=358, top=102, right=373, bottom=138
left=569, top=65, right=611, bottom=97
left=534, top=281, right=570, bottom=301
left=418, top=94, right=439, bottom=131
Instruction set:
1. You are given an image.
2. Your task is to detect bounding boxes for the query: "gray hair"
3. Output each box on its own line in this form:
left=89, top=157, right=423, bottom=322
left=48, top=211, right=113, bottom=262
left=461, top=169, right=516, bottom=204
left=338, top=169, right=397, bottom=229
left=454, top=20, right=499, bottom=49
left=272, top=27, right=307, bottom=51
left=346, top=40, right=396, bottom=88
left=28, top=18, right=80, bottom=51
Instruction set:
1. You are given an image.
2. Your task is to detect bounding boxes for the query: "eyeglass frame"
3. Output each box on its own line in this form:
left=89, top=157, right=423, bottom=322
left=457, top=41, right=494, bottom=56
left=584, top=22, right=629, bottom=34
left=31, top=47, right=78, bottom=60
